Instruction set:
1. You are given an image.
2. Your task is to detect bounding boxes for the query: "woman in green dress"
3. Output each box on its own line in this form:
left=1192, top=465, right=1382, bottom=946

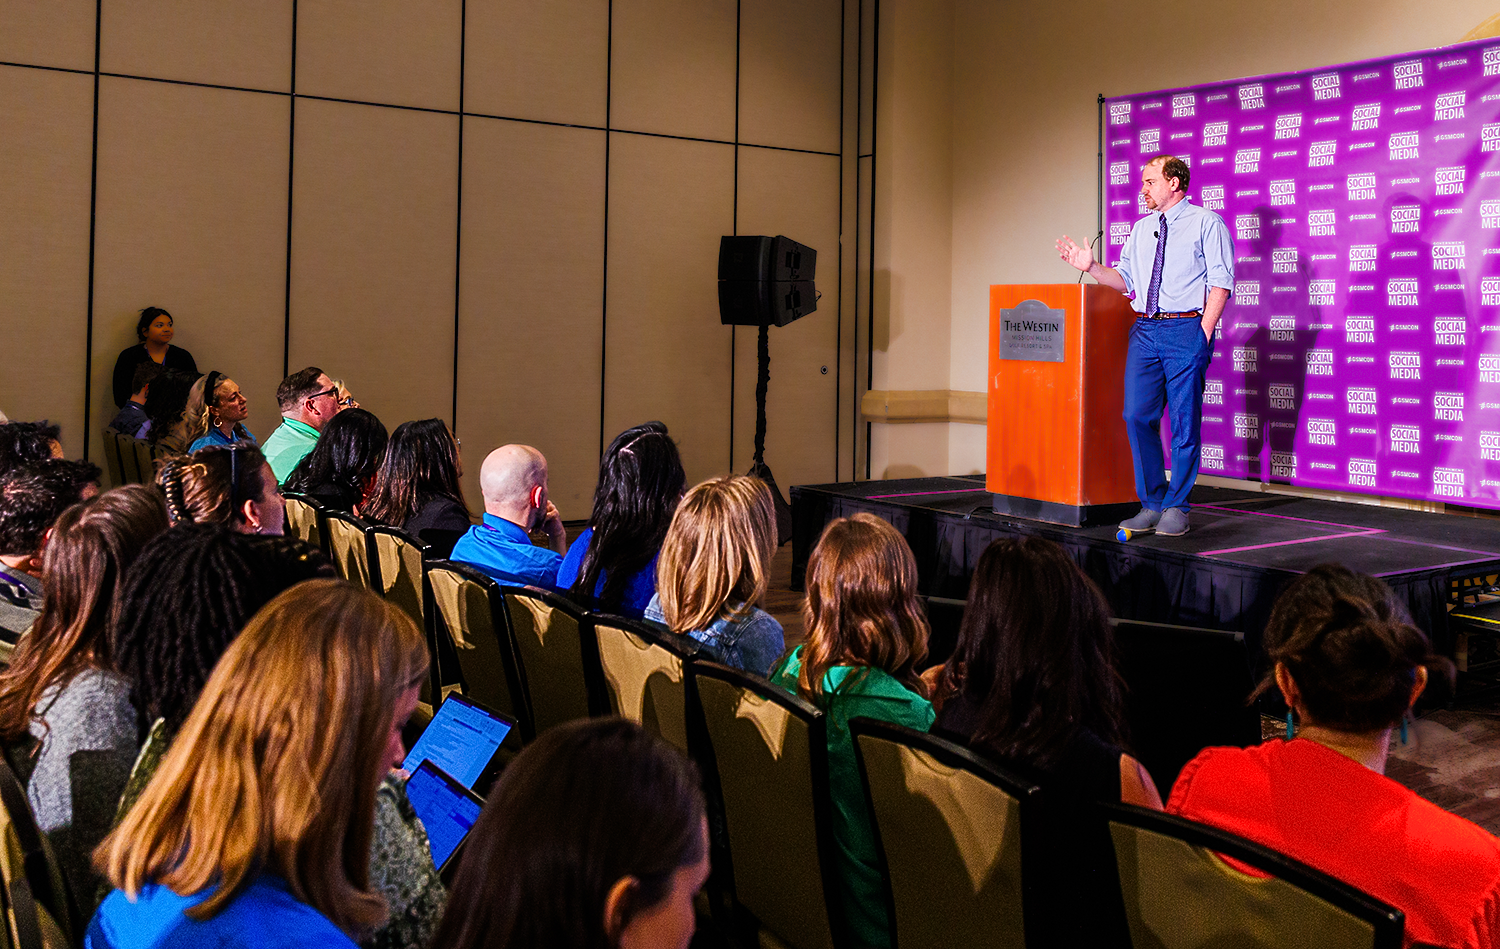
left=769, top=512, right=933, bottom=949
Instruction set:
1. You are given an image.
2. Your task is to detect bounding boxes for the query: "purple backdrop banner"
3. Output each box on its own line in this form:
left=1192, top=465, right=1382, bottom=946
left=1104, top=39, right=1500, bottom=507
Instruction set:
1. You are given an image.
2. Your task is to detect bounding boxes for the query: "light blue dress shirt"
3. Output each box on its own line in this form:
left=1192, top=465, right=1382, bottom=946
left=1116, top=197, right=1235, bottom=314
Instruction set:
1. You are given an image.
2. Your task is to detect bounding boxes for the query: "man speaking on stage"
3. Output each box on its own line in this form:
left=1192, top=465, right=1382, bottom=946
left=1056, top=155, right=1234, bottom=537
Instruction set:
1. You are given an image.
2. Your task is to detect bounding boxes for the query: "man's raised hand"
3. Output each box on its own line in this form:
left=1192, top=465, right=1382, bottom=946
left=1056, top=235, right=1094, bottom=273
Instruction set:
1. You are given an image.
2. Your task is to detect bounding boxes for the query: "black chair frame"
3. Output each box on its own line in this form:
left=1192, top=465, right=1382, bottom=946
left=1100, top=801, right=1404, bottom=949
left=848, top=717, right=1046, bottom=949
left=497, top=584, right=601, bottom=742
left=689, top=659, right=851, bottom=949
left=424, top=559, right=534, bottom=741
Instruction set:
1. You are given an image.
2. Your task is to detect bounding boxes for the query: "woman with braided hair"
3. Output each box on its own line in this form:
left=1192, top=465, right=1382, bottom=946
left=1168, top=564, right=1500, bottom=949
left=157, top=443, right=284, bottom=535
left=108, top=528, right=448, bottom=949
left=0, top=486, right=167, bottom=909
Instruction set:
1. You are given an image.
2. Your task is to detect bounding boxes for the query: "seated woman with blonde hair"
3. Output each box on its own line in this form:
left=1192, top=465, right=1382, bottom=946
left=769, top=512, right=932, bottom=949
left=87, top=580, right=429, bottom=948
left=1169, top=564, right=1500, bottom=949
left=645, top=474, right=783, bottom=675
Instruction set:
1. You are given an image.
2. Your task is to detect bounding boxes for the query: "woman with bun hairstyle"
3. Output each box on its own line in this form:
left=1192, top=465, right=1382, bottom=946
left=645, top=475, right=782, bottom=674
left=89, top=580, right=429, bottom=948
left=768, top=512, right=932, bottom=949
left=111, top=307, right=197, bottom=409
left=157, top=444, right=284, bottom=535
left=430, top=717, right=708, bottom=949
left=1168, top=564, right=1500, bottom=949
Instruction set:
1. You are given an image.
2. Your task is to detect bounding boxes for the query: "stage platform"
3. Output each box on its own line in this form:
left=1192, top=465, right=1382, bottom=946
left=790, top=476, right=1500, bottom=659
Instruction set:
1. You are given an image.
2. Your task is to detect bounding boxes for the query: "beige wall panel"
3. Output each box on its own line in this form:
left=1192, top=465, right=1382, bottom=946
left=0, top=1, right=95, bottom=72
left=610, top=0, right=736, bottom=141
left=289, top=99, right=457, bottom=437
left=297, top=0, right=460, bottom=111
left=100, top=0, right=292, bottom=92
left=739, top=0, right=841, bottom=154
left=91, top=77, right=289, bottom=464
left=605, top=133, right=734, bottom=487
left=464, top=0, right=607, bottom=127
left=0, top=67, right=94, bottom=456
left=731, top=148, right=841, bottom=488
left=457, top=117, right=605, bottom=516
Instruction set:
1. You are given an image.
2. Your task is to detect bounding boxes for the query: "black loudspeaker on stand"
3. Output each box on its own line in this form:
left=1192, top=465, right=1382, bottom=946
left=717, top=236, right=818, bottom=546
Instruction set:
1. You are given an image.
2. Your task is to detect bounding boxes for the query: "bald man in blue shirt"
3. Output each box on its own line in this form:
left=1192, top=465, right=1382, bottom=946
left=1058, top=154, right=1234, bottom=536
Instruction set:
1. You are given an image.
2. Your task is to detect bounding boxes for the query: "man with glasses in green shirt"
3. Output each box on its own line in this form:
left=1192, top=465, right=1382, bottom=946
left=262, top=367, right=347, bottom=484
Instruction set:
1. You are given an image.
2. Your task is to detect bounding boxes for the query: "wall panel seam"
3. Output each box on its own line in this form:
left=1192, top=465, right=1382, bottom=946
left=82, top=0, right=102, bottom=459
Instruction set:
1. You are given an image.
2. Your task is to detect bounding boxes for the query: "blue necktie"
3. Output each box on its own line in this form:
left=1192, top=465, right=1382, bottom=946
left=1145, top=213, right=1167, bottom=315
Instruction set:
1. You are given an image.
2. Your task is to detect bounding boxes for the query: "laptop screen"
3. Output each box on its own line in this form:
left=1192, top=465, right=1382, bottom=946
left=403, top=693, right=514, bottom=790
left=405, top=760, right=483, bottom=871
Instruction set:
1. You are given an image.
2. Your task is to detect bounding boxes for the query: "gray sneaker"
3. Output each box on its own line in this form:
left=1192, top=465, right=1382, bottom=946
left=1156, top=507, right=1190, bottom=536
left=1119, top=509, right=1161, bottom=531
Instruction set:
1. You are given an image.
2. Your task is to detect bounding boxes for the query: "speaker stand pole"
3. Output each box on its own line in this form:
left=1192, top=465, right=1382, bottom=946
left=747, top=321, right=793, bottom=545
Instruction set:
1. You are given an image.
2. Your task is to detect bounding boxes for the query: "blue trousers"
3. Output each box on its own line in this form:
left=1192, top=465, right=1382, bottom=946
left=1123, top=316, right=1213, bottom=512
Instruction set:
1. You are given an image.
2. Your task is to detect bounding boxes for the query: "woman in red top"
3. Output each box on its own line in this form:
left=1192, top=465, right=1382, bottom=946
left=1169, top=564, right=1500, bottom=949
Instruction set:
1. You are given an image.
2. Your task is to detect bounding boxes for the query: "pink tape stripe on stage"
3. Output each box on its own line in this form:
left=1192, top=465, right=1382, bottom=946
left=1201, top=529, right=1385, bottom=558
left=1194, top=503, right=1376, bottom=533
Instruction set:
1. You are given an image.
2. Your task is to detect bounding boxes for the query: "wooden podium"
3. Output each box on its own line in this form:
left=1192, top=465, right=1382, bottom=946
left=986, top=284, right=1138, bottom=526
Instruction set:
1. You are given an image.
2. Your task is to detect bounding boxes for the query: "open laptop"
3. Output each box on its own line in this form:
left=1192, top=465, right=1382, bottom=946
left=402, top=693, right=515, bottom=791
left=404, top=759, right=484, bottom=875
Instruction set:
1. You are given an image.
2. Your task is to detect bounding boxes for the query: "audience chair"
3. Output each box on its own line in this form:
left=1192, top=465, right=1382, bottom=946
left=370, top=525, right=429, bottom=628
left=322, top=509, right=376, bottom=590
left=131, top=439, right=155, bottom=487
left=100, top=430, right=126, bottom=488
left=849, top=718, right=1038, bottom=949
left=425, top=561, right=532, bottom=739
left=1101, top=802, right=1403, bottom=949
left=114, top=432, right=141, bottom=485
left=1111, top=618, right=1261, bottom=790
left=280, top=492, right=327, bottom=556
left=500, top=587, right=598, bottom=738
left=692, top=660, right=846, bottom=949
left=0, top=753, right=80, bottom=948
left=589, top=613, right=702, bottom=754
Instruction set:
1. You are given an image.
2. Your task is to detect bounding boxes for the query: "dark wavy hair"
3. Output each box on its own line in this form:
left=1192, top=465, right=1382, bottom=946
left=109, top=525, right=333, bottom=739
left=0, top=486, right=167, bottom=742
left=1254, top=563, right=1455, bottom=733
left=0, top=421, right=62, bottom=476
left=938, top=536, right=1127, bottom=772
left=431, top=718, right=706, bottom=949
left=573, top=422, right=685, bottom=611
left=283, top=408, right=388, bottom=508
left=136, top=307, right=171, bottom=343
left=142, top=370, right=199, bottom=447
left=0, top=459, right=102, bottom=557
left=361, top=418, right=467, bottom=527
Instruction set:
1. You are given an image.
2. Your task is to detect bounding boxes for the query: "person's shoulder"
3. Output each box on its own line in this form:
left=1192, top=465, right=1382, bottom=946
left=213, top=878, right=358, bottom=948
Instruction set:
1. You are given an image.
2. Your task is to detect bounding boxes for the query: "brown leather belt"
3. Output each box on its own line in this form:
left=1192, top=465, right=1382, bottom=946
left=1141, top=310, right=1202, bottom=320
